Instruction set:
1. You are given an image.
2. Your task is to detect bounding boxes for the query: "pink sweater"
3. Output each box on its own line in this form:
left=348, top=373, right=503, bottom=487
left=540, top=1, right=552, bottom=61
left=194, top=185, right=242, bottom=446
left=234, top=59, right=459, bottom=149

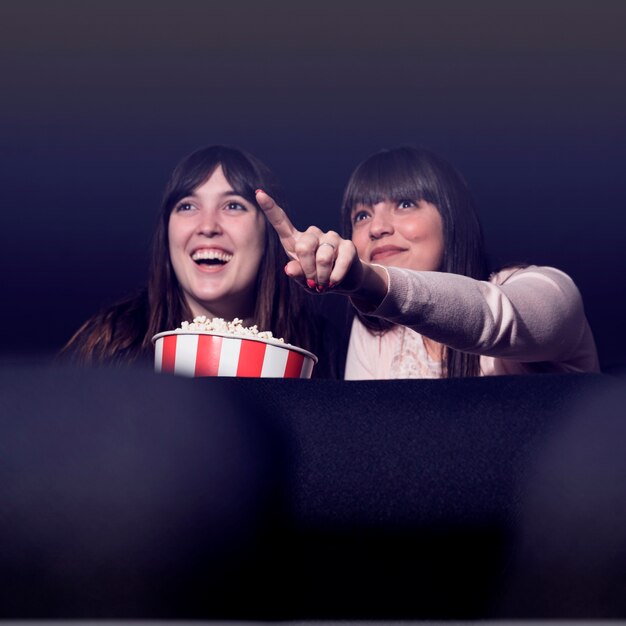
left=345, top=265, right=600, bottom=379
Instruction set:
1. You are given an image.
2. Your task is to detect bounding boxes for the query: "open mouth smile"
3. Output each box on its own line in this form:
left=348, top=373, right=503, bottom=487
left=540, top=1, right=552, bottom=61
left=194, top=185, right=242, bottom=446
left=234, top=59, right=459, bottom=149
left=191, top=249, right=234, bottom=267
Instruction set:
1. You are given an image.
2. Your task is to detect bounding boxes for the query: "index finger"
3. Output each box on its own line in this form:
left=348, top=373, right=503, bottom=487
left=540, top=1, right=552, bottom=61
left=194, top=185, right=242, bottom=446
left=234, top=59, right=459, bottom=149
left=255, top=190, right=300, bottom=255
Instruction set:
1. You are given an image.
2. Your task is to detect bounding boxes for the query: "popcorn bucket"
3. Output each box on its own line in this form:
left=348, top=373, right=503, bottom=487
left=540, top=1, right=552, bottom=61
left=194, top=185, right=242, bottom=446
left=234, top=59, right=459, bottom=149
left=152, top=331, right=317, bottom=378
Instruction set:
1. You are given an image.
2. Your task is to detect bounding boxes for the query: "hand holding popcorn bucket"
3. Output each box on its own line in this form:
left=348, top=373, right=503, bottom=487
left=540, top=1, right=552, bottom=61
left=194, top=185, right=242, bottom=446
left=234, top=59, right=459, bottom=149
left=152, top=317, right=317, bottom=379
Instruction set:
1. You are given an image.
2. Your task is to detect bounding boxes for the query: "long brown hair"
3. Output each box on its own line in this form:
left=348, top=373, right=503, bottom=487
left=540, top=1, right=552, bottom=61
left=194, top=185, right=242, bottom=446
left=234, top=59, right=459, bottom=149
left=341, top=146, right=489, bottom=378
left=63, top=145, right=315, bottom=365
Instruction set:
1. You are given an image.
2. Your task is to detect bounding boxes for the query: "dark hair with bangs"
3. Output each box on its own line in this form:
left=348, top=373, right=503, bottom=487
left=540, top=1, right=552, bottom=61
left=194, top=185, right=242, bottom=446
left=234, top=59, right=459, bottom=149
left=63, top=145, right=316, bottom=366
left=342, top=146, right=489, bottom=378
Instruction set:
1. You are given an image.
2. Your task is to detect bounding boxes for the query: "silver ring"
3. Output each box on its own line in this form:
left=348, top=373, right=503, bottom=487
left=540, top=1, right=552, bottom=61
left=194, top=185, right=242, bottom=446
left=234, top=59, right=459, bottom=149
left=318, top=242, right=336, bottom=251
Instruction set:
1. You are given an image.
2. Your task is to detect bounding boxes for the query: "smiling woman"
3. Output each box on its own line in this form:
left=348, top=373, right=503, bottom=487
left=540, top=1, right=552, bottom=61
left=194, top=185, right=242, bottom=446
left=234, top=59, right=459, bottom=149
left=61, top=145, right=336, bottom=375
left=256, top=146, right=601, bottom=379
left=167, top=165, right=267, bottom=321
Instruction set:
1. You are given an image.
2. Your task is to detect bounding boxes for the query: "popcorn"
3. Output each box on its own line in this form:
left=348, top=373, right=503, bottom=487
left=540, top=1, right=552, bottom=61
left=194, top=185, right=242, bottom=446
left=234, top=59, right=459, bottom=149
left=176, top=316, right=284, bottom=343
left=154, top=316, right=316, bottom=378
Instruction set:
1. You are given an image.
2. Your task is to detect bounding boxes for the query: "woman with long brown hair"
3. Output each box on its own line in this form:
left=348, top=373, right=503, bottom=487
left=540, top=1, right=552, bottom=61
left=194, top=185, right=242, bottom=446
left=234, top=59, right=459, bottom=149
left=63, top=145, right=333, bottom=374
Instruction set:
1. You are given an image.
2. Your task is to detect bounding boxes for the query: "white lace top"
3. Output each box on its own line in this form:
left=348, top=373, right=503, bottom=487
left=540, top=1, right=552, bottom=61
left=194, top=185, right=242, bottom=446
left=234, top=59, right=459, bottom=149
left=390, top=325, right=442, bottom=379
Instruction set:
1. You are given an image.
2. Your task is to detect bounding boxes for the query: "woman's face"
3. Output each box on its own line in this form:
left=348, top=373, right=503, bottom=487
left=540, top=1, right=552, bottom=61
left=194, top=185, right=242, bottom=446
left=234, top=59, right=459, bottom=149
left=350, top=199, right=445, bottom=271
left=168, top=165, right=266, bottom=320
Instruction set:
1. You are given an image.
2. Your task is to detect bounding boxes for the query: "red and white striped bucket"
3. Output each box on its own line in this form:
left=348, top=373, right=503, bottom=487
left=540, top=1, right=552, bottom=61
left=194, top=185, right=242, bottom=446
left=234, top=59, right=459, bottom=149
left=152, top=331, right=317, bottom=378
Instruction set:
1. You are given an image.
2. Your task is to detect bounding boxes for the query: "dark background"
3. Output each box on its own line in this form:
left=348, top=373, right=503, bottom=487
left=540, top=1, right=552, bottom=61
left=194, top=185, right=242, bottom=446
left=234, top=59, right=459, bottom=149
left=2, top=0, right=625, bottom=371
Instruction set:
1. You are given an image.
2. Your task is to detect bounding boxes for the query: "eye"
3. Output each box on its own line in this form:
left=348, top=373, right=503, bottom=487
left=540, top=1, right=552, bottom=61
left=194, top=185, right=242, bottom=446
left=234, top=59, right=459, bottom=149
left=225, top=201, right=247, bottom=212
left=397, top=200, right=415, bottom=209
left=174, top=201, right=195, bottom=213
left=352, top=210, right=371, bottom=225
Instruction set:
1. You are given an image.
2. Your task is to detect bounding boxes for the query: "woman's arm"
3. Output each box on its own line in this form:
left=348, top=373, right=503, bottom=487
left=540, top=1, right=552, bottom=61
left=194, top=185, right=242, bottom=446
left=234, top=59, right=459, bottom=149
left=358, top=265, right=593, bottom=363
left=254, top=191, right=597, bottom=367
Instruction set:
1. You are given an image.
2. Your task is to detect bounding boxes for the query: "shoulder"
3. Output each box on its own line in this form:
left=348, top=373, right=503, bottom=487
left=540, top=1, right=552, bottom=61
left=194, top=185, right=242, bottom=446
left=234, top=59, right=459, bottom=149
left=489, top=264, right=587, bottom=323
left=490, top=264, right=577, bottom=288
left=61, top=290, right=151, bottom=365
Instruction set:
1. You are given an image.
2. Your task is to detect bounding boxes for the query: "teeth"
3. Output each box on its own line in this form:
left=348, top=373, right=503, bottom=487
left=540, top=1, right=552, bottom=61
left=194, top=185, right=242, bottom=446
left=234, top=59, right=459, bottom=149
left=191, top=249, right=233, bottom=262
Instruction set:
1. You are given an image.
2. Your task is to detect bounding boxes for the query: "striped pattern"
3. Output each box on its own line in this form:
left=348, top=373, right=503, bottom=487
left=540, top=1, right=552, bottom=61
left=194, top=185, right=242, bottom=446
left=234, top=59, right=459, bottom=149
left=154, top=333, right=315, bottom=379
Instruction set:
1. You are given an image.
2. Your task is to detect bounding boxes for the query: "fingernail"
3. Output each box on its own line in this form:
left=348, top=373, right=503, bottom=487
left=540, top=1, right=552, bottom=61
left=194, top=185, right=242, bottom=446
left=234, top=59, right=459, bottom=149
left=316, top=285, right=324, bottom=293
left=255, top=189, right=263, bottom=195
left=306, top=279, right=316, bottom=289
left=284, top=265, right=291, bottom=275
left=329, top=282, right=337, bottom=289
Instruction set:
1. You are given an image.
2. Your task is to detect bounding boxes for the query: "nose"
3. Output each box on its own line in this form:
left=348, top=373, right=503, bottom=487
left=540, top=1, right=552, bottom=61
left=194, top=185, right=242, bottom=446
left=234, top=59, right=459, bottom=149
left=368, top=205, right=393, bottom=240
left=197, top=208, right=222, bottom=237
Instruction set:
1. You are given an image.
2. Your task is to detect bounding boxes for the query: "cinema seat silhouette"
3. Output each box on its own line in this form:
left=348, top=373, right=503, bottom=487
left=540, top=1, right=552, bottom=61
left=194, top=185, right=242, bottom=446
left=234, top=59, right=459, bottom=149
left=0, top=365, right=621, bottom=618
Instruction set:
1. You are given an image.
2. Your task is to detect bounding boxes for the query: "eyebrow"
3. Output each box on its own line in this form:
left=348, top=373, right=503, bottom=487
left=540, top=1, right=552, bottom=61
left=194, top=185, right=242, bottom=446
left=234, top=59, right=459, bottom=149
left=182, top=189, right=244, bottom=200
left=351, top=204, right=371, bottom=214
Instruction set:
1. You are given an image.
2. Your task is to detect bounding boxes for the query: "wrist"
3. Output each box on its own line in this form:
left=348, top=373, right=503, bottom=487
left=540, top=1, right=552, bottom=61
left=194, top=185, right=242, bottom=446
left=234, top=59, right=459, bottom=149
left=350, top=263, right=389, bottom=313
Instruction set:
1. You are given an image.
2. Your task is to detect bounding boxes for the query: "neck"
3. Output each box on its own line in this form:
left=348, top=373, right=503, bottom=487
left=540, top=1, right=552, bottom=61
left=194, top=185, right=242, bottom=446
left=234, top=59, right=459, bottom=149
left=185, top=295, right=255, bottom=325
